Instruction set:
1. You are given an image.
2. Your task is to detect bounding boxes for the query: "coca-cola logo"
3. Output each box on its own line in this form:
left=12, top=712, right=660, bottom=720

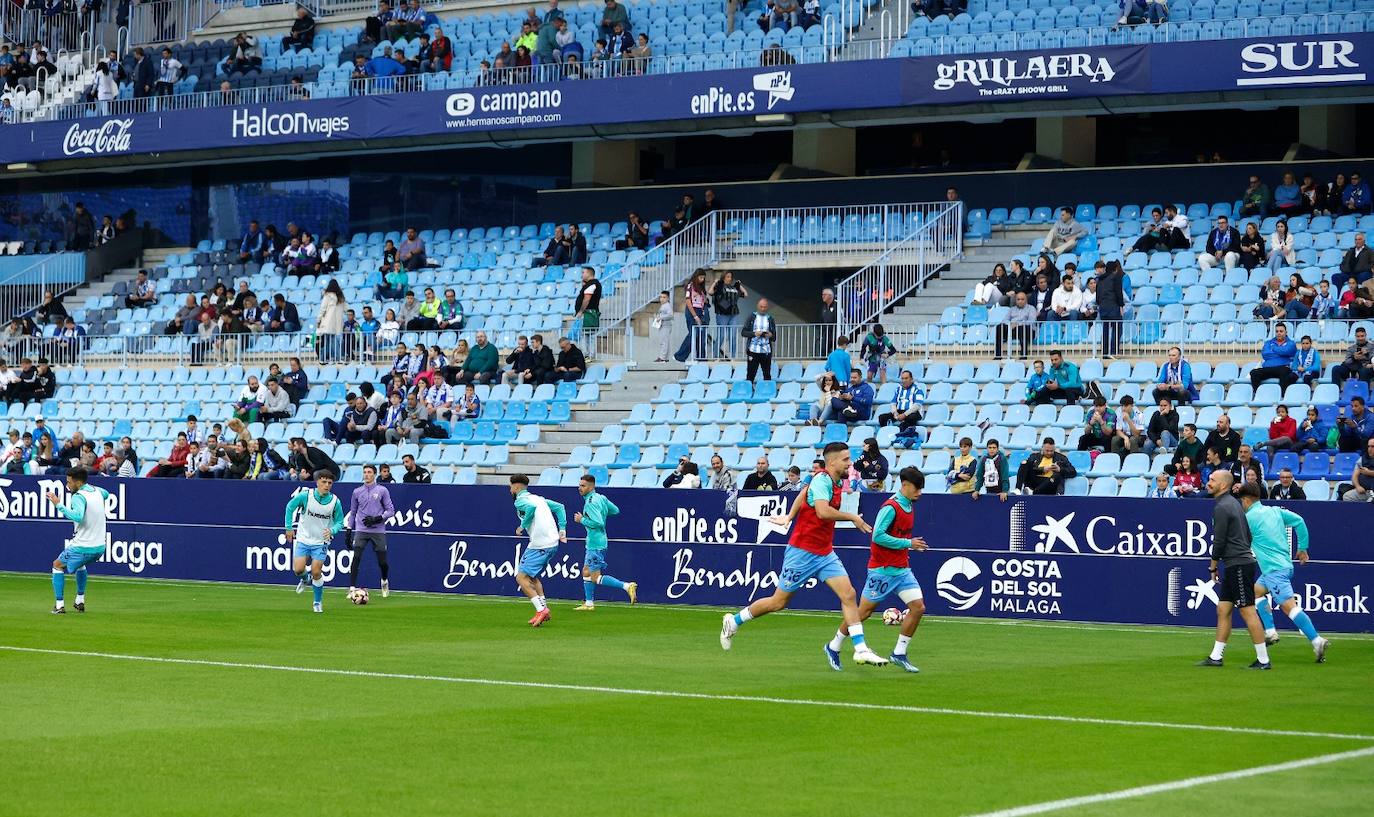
left=61, top=119, right=134, bottom=156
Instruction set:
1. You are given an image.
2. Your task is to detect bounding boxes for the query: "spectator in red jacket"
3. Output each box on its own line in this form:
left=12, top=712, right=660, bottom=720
left=429, top=25, right=453, bottom=71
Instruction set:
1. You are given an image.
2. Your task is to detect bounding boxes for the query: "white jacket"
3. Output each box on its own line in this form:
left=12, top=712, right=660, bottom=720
left=1051, top=286, right=1083, bottom=314
left=1269, top=231, right=1295, bottom=264
left=317, top=292, right=345, bottom=334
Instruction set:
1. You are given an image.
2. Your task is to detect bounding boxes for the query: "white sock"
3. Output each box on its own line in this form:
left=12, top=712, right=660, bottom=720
left=54, top=599, right=64, bottom=610
left=1254, top=641, right=1270, bottom=663
left=848, top=623, right=866, bottom=650
left=532, top=595, right=547, bottom=612
left=1264, top=627, right=1277, bottom=638
left=75, top=594, right=85, bottom=604
left=894, top=634, right=912, bottom=656
left=1209, top=641, right=1226, bottom=661
left=737, top=607, right=754, bottom=623
left=827, top=630, right=845, bottom=652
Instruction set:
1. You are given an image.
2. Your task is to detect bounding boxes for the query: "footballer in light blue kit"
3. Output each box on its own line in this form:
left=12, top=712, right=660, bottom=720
left=47, top=466, right=109, bottom=614
left=510, top=474, right=567, bottom=627
left=573, top=473, right=637, bottom=610
left=1238, top=484, right=1329, bottom=662
left=284, top=470, right=345, bottom=613
left=829, top=467, right=928, bottom=673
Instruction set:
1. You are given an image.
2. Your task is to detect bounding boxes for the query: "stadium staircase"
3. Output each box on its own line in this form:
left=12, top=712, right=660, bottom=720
left=882, top=224, right=1043, bottom=329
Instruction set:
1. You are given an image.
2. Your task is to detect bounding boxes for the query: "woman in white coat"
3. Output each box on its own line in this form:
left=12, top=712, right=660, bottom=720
left=94, top=61, right=119, bottom=116
left=1266, top=219, right=1296, bottom=274
left=316, top=279, right=346, bottom=363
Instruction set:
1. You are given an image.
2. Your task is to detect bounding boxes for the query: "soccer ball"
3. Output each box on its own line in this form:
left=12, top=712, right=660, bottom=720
left=882, top=607, right=905, bottom=625
left=348, top=588, right=369, bottom=606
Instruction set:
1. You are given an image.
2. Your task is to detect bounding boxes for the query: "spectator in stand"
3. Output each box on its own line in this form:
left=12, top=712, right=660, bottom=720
left=832, top=368, right=875, bottom=424
left=1159, top=204, right=1191, bottom=250
left=672, top=269, right=711, bottom=363
left=1048, top=273, right=1084, bottom=321
left=407, top=287, right=440, bottom=330
left=69, top=203, right=95, bottom=250
left=455, top=382, right=482, bottom=420
left=564, top=224, right=588, bottom=265
left=570, top=266, right=602, bottom=346
left=1204, top=414, right=1243, bottom=465
left=1288, top=333, right=1321, bottom=387
left=1289, top=406, right=1329, bottom=455
left=191, top=312, right=219, bottom=366
left=1015, top=438, right=1076, bottom=495
left=376, top=262, right=408, bottom=301
left=35, top=290, right=68, bottom=326
left=1198, top=215, right=1241, bottom=274
left=1253, top=275, right=1287, bottom=319
left=1173, top=455, right=1202, bottom=497
left=1332, top=232, right=1373, bottom=292
left=663, top=459, right=701, bottom=489
left=96, top=215, right=116, bottom=245
left=232, top=375, right=266, bottom=424
left=972, top=263, right=1014, bottom=306
left=771, top=0, right=800, bottom=30
left=600, top=0, right=630, bottom=37
left=1258, top=220, right=1293, bottom=274
left=1300, top=172, right=1328, bottom=215
left=968, top=439, right=1009, bottom=501
left=503, top=335, right=533, bottom=386
left=1283, top=273, right=1315, bottom=319
left=148, top=432, right=190, bottom=478
left=456, top=331, right=500, bottom=385
left=1152, top=346, right=1198, bottom=405
left=1273, top=172, right=1303, bottom=217
left=1111, top=395, right=1145, bottom=454
left=1339, top=439, right=1374, bottom=502
left=1033, top=253, right=1061, bottom=293
left=434, top=288, right=463, bottom=332
left=260, top=378, right=294, bottom=423
left=1041, top=207, right=1087, bottom=257
left=1310, top=280, right=1339, bottom=320
left=1328, top=174, right=1350, bottom=212
left=856, top=323, right=895, bottom=384
left=1145, top=473, right=1177, bottom=499
left=710, top=272, right=745, bottom=360
left=706, top=454, right=735, bottom=490
left=1239, top=174, right=1272, bottom=217
left=1349, top=277, right=1374, bottom=319
left=808, top=372, right=841, bottom=425
left=1145, top=397, right=1179, bottom=455
left=224, top=33, right=257, bottom=75
left=398, top=227, right=427, bottom=270
left=282, top=7, right=316, bottom=52
left=778, top=465, right=802, bottom=491
left=316, top=280, right=346, bottom=363
left=1198, top=447, right=1225, bottom=487
left=1236, top=222, right=1266, bottom=271
left=743, top=456, right=778, bottom=490
left=316, top=239, right=340, bottom=274
left=854, top=437, right=888, bottom=490
left=741, top=297, right=776, bottom=382
left=1341, top=172, right=1372, bottom=215
left=427, top=25, right=453, bottom=71
left=1166, top=423, right=1204, bottom=478
left=1249, top=321, right=1298, bottom=389
left=1029, top=350, right=1083, bottom=404
left=995, top=290, right=1037, bottom=360
left=387, top=393, right=429, bottom=444
left=390, top=0, right=426, bottom=39
left=546, top=337, right=586, bottom=384
left=154, top=47, right=181, bottom=98
left=1124, top=207, right=1168, bottom=257
left=616, top=214, right=650, bottom=251
left=398, top=454, right=431, bottom=485
left=288, top=75, right=311, bottom=101
left=323, top=395, right=377, bottom=444
left=122, top=269, right=156, bottom=310
left=817, top=287, right=838, bottom=354
left=1254, top=403, right=1299, bottom=454
left=1076, top=396, right=1116, bottom=451
left=279, top=356, right=308, bottom=405
left=878, top=369, right=925, bottom=431
left=1334, top=326, right=1373, bottom=388
left=1027, top=274, right=1053, bottom=320
left=1269, top=468, right=1305, bottom=500
left=1337, top=396, right=1374, bottom=453
left=535, top=226, right=569, bottom=267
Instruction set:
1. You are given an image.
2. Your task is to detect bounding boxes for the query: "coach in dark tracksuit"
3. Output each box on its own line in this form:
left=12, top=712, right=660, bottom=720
left=1197, top=471, right=1270, bottom=669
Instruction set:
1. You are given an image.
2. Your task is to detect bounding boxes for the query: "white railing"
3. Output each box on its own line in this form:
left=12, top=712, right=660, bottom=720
left=702, top=318, right=1374, bottom=363
left=127, top=0, right=210, bottom=48
left=600, top=211, right=720, bottom=334
left=834, top=201, right=962, bottom=336
left=715, top=202, right=951, bottom=269
left=0, top=253, right=87, bottom=327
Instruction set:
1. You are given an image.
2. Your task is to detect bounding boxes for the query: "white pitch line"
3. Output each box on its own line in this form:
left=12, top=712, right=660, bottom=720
left=2, top=645, right=1372, bottom=743
left=963, top=745, right=1374, bottom=817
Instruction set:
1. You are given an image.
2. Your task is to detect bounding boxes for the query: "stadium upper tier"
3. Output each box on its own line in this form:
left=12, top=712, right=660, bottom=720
left=10, top=0, right=1374, bottom=122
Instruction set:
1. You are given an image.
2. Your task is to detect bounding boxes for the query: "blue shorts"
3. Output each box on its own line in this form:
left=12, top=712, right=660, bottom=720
left=1258, top=568, right=1296, bottom=604
left=519, top=545, right=558, bottom=577
left=293, top=542, right=329, bottom=563
left=56, top=548, right=103, bottom=573
left=584, top=547, right=608, bottom=574
left=777, top=546, right=849, bottom=593
left=862, top=569, right=923, bottom=604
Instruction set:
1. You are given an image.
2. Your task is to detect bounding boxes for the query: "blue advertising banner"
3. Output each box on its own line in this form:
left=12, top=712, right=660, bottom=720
left=1, top=475, right=1368, bottom=632
left=2, top=34, right=1371, bottom=165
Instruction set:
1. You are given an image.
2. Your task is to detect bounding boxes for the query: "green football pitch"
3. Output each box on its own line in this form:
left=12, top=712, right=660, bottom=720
left=3, top=572, right=1371, bottom=817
